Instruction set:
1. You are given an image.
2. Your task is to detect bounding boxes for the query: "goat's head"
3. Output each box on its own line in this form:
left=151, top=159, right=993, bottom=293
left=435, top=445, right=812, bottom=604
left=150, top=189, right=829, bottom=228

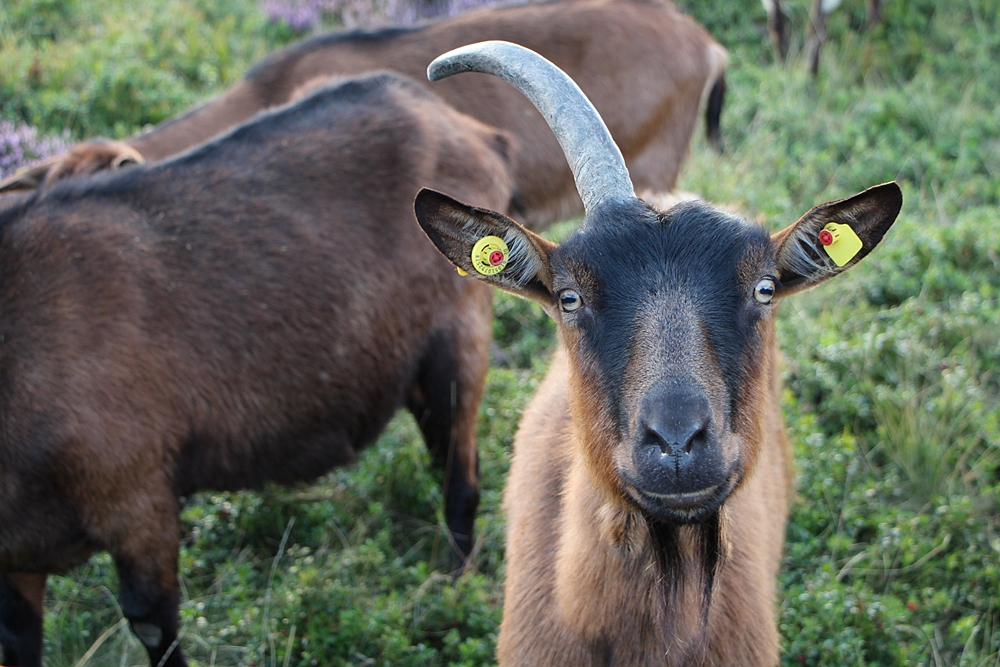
left=416, top=41, right=901, bottom=532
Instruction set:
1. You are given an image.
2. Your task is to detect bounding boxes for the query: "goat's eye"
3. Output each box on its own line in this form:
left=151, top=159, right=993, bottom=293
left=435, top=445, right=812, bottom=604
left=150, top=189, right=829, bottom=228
left=559, top=290, right=583, bottom=312
left=754, top=278, right=776, bottom=304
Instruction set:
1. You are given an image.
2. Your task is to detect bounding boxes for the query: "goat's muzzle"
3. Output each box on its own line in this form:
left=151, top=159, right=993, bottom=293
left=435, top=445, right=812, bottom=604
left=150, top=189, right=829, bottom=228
left=620, top=388, right=739, bottom=524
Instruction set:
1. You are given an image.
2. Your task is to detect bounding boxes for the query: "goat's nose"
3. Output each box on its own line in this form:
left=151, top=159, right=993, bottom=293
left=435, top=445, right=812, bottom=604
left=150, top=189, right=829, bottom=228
left=638, top=391, right=713, bottom=458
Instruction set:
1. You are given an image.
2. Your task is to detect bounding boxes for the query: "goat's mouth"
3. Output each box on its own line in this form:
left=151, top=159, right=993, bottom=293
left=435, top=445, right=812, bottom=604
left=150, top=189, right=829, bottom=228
left=624, top=471, right=739, bottom=524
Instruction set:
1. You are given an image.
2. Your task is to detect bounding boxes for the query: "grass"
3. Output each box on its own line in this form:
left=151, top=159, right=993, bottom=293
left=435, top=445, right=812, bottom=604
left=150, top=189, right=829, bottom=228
left=1, top=0, right=999, bottom=665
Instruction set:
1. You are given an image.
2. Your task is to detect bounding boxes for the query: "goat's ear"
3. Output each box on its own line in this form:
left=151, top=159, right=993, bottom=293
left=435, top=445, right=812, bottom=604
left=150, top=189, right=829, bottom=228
left=414, top=188, right=557, bottom=309
left=0, top=161, right=54, bottom=193
left=772, top=182, right=902, bottom=297
left=0, top=141, right=144, bottom=194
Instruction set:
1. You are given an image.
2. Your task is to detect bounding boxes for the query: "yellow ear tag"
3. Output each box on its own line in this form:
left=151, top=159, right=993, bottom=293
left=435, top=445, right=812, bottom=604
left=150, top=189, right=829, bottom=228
left=818, top=222, right=863, bottom=267
left=456, top=267, right=469, bottom=276
left=470, top=235, right=509, bottom=276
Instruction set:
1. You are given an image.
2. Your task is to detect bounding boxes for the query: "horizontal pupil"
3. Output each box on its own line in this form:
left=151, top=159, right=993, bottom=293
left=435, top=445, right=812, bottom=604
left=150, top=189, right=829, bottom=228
left=560, top=293, right=580, bottom=310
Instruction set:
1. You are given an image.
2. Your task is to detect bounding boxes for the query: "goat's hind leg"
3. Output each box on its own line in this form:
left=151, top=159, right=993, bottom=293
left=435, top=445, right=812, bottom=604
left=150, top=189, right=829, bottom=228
left=101, top=489, right=186, bottom=667
left=408, top=320, right=490, bottom=567
left=115, top=557, right=185, bottom=667
left=0, top=572, right=46, bottom=667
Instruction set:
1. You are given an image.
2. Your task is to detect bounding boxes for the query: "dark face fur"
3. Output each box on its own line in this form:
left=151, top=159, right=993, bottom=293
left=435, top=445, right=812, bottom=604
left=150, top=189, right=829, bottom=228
left=551, top=200, right=776, bottom=524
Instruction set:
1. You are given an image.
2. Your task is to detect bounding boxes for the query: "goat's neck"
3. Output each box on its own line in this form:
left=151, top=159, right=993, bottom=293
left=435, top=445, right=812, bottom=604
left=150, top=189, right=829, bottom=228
left=553, top=440, right=708, bottom=654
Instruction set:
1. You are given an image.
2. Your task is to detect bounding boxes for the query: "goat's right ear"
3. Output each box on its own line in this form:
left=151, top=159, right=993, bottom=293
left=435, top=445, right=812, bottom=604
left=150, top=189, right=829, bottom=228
left=414, top=188, right=556, bottom=308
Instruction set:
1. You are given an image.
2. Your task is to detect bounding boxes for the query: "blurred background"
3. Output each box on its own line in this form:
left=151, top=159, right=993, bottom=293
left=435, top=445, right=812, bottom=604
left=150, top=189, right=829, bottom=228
left=0, top=0, right=997, bottom=665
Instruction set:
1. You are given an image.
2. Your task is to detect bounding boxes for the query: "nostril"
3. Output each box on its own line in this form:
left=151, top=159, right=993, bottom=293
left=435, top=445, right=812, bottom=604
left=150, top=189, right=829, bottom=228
left=640, top=423, right=676, bottom=456
left=684, top=422, right=709, bottom=454
left=640, top=417, right=711, bottom=458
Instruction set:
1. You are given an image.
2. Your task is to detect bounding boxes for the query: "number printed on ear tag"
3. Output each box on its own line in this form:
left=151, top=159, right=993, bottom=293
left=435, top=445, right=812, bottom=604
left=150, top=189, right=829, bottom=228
left=818, top=222, right=863, bottom=267
left=471, top=236, right=509, bottom=275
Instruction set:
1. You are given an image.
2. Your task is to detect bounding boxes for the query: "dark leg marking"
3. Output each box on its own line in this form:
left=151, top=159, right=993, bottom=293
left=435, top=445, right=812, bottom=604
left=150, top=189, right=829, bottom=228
left=0, top=573, right=44, bottom=667
left=705, top=74, right=726, bottom=154
left=116, top=561, right=186, bottom=667
left=409, top=332, right=482, bottom=566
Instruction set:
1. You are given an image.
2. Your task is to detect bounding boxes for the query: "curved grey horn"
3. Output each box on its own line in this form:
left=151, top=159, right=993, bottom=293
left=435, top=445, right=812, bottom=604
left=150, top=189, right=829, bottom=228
left=428, top=40, right=636, bottom=216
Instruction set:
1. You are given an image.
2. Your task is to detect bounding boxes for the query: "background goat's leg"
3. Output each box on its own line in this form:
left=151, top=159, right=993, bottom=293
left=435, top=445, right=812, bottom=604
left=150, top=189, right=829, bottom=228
left=408, top=317, right=489, bottom=567
left=0, top=573, right=46, bottom=666
left=106, top=492, right=185, bottom=667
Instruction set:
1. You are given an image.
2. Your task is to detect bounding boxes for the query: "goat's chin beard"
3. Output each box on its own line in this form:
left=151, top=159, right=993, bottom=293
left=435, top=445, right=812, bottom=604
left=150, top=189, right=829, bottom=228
left=599, top=500, right=729, bottom=631
left=647, top=513, right=726, bottom=605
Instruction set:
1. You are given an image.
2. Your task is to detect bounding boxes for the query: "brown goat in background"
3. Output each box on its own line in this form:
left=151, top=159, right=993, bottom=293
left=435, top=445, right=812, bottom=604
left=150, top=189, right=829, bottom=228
left=415, top=41, right=902, bottom=665
left=0, top=0, right=727, bottom=230
left=0, top=72, right=513, bottom=667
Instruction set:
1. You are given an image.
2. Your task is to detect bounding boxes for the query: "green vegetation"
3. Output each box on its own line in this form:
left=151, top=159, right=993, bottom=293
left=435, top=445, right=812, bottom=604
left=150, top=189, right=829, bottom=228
left=1, top=0, right=998, bottom=665
left=0, top=0, right=293, bottom=138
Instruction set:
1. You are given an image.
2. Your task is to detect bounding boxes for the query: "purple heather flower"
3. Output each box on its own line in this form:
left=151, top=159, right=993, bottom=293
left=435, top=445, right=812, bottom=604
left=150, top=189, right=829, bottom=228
left=262, top=0, right=525, bottom=30
left=261, top=0, right=328, bottom=30
left=0, top=120, right=72, bottom=181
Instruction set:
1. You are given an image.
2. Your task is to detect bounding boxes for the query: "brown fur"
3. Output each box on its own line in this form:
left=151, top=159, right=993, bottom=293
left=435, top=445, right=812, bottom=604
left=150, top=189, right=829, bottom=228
left=497, top=335, right=788, bottom=666
left=0, top=0, right=726, bottom=229
left=0, top=73, right=513, bottom=667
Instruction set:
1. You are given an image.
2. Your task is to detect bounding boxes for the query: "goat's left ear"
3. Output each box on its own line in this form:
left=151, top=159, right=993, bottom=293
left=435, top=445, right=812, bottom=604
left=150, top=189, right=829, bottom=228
left=414, top=188, right=557, bottom=309
left=0, top=160, right=53, bottom=193
left=772, top=182, right=902, bottom=297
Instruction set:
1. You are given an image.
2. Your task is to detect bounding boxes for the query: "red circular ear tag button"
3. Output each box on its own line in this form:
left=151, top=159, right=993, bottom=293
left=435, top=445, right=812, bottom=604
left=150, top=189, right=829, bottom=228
left=819, top=229, right=834, bottom=246
left=470, top=236, right=510, bottom=275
